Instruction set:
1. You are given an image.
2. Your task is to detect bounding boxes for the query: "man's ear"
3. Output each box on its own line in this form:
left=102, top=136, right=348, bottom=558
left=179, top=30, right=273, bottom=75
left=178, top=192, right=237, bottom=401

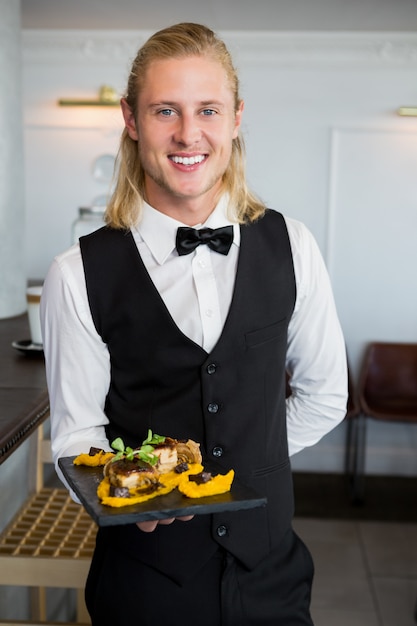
left=121, top=98, right=138, bottom=141
left=232, top=100, right=244, bottom=139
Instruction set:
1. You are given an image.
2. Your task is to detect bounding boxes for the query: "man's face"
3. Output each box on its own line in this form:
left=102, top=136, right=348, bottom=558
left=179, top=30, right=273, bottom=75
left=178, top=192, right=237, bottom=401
left=121, top=55, right=243, bottom=218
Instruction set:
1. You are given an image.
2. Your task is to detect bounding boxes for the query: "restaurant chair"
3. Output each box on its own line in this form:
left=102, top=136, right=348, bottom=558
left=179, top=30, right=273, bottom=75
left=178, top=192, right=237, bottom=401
left=347, top=341, right=417, bottom=502
left=0, top=420, right=97, bottom=624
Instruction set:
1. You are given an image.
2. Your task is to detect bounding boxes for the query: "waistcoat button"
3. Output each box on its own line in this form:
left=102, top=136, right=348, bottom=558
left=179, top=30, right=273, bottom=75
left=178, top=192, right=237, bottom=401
left=216, top=525, right=228, bottom=537
left=206, top=363, right=217, bottom=375
left=212, top=446, right=223, bottom=457
left=207, top=402, right=219, bottom=413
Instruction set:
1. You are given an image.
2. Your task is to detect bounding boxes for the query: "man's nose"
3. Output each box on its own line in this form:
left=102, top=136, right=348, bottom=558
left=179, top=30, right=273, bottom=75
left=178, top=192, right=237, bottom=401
left=173, top=114, right=201, bottom=145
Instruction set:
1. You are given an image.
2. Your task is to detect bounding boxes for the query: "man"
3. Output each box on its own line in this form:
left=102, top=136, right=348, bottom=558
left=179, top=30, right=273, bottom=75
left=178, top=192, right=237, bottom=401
left=41, top=22, right=347, bottom=625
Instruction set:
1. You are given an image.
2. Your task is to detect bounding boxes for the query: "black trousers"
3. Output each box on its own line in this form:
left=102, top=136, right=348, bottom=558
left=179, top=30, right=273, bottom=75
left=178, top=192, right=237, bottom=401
left=85, top=526, right=314, bottom=626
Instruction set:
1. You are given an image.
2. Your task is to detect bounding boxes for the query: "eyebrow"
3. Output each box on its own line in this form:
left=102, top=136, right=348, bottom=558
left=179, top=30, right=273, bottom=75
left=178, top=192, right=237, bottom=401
left=148, top=100, right=225, bottom=109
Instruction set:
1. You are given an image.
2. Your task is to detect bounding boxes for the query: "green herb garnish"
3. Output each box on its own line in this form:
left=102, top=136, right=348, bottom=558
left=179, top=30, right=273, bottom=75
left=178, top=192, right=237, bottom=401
left=110, top=430, right=166, bottom=466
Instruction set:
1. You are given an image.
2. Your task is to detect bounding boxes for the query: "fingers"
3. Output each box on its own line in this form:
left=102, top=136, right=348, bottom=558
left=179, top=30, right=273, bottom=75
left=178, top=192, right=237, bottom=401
left=136, top=515, right=194, bottom=532
left=136, top=520, right=160, bottom=532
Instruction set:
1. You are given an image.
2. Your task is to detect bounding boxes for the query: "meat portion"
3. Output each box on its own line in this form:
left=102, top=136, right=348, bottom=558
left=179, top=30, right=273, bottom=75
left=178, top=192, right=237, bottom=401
left=151, top=437, right=202, bottom=471
left=152, top=438, right=179, bottom=473
left=104, top=457, right=161, bottom=492
left=103, top=436, right=203, bottom=493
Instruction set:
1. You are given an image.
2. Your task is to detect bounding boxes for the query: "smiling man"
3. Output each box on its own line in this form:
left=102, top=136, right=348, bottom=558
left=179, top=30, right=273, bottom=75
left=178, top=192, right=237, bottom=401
left=41, top=23, right=347, bottom=626
left=120, top=55, right=243, bottom=224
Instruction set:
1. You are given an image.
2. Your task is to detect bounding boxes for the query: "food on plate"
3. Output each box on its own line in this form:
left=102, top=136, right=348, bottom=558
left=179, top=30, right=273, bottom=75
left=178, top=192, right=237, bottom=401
left=175, top=439, right=203, bottom=465
left=73, top=430, right=233, bottom=508
left=73, top=447, right=115, bottom=467
left=151, top=438, right=179, bottom=473
left=104, top=456, right=161, bottom=492
left=178, top=469, right=235, bottom=498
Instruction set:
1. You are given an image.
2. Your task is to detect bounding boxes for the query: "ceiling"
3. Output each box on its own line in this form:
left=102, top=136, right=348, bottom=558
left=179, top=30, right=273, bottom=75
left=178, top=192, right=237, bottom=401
left=20, top=0, right=417, bottom=31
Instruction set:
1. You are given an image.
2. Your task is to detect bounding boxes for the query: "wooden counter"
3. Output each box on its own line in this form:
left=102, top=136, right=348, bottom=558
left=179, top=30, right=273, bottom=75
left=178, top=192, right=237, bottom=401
left=0, top=314, right=49, bottom=465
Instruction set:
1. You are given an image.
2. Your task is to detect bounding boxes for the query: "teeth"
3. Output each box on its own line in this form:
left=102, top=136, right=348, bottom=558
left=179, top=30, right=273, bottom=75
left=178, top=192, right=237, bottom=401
left=171, top=155, right=205, bottom=165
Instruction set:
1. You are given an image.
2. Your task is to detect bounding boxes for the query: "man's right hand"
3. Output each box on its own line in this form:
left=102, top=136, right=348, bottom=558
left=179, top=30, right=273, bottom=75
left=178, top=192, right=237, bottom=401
left=137, top=515, right=194, bottom=532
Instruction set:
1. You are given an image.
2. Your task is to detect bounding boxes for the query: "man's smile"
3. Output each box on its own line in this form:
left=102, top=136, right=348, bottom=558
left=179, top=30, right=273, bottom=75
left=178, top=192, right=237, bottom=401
left=169, top=154, right=207, bottom=165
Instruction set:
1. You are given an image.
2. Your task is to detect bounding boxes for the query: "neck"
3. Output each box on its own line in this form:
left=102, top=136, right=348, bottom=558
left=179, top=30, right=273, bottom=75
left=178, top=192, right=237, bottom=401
left=154, top=204, right=215, bottom=226
left=144, top=185, right=222, bottom=226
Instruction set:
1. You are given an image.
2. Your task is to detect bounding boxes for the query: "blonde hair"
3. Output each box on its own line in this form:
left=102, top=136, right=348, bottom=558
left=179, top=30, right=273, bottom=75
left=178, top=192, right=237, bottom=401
left=105, top=23, right=266, bottom=229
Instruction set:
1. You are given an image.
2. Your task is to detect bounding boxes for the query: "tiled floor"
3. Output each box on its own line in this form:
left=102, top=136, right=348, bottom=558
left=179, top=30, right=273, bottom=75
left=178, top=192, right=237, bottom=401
left=293, top=518, right=417, bottom=626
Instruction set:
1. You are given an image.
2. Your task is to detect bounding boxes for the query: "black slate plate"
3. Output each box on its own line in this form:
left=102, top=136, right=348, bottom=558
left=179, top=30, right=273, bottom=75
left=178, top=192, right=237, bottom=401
left=58, top=456, right=267, bottom=527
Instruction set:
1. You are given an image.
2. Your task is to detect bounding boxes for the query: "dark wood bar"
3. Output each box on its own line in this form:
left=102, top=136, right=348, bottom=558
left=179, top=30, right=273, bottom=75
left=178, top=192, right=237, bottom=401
left=0, top=314, right=49, bottom=465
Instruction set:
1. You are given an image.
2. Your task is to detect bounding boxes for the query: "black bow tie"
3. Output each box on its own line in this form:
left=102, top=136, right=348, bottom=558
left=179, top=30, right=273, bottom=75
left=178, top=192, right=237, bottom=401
left=176, top=225, right=234, bottom=256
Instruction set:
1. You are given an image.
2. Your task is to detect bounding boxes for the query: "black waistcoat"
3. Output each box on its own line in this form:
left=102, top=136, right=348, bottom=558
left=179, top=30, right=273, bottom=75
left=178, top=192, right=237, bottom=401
left=80, top=209, right=296, bottom=583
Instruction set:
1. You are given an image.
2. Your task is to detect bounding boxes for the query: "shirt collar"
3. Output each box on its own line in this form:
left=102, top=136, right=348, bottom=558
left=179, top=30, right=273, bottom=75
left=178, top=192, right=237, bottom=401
left=134, top=197, right=241, bottom=265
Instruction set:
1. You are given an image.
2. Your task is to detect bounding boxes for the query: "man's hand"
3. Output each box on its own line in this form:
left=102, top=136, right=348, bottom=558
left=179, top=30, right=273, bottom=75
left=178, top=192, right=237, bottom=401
left=137, top=515, right=194, bottom=533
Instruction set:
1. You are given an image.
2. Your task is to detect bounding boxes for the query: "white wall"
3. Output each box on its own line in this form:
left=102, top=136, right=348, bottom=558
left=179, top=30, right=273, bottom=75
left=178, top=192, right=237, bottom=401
left=21, top=29, right=417, bottom=475
left=19, top=0, right=417, bottom=32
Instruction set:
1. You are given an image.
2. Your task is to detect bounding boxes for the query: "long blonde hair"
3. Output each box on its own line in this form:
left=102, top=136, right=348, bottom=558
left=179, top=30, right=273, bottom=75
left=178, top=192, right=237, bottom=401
left=105, top=23, right=266, bottom=229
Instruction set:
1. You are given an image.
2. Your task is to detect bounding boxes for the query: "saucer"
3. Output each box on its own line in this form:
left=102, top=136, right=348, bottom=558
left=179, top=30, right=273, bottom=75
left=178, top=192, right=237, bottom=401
left=12, top=339, right=44, bottom=355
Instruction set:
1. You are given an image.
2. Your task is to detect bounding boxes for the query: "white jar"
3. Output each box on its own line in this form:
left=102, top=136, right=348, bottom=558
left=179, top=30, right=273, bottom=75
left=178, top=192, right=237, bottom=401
left=71, top=206, right=105, bottom=244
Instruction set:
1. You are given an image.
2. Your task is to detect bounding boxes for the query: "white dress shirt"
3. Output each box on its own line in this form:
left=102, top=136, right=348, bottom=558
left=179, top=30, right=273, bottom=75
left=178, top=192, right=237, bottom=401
left=41, top=198, right=348, bottom=486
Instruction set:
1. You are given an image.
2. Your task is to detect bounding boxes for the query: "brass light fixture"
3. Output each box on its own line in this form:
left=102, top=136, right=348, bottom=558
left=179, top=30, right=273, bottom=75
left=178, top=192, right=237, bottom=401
left=58, top=85, right=119, bottom=107
left=397, top=106, right=417, bottom=117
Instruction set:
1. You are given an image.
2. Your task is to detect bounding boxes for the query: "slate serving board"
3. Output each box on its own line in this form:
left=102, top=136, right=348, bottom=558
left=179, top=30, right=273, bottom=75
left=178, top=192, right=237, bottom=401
left=58, top=456, right=267, bottom=527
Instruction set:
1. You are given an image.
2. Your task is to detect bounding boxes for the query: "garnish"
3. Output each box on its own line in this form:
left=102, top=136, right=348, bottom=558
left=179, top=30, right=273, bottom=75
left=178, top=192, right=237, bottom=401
left=110, top=430, right=166, bottom=466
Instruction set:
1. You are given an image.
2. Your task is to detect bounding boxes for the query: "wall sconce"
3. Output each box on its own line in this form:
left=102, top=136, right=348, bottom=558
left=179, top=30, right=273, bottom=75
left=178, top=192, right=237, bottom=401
left=397, top=107, right=417, bottom=117
left=58, top=85, right=119, bottom=107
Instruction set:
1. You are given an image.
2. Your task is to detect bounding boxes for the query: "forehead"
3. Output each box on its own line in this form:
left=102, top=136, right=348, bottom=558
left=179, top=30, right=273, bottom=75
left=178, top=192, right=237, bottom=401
left=139, top=55, right=234, bottom=103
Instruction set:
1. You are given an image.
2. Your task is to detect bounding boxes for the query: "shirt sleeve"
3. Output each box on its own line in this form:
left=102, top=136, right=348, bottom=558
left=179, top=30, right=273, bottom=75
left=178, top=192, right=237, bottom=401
left=284, top=217, right=348, bottom=456
left=40, top=245, right=112, bottom=494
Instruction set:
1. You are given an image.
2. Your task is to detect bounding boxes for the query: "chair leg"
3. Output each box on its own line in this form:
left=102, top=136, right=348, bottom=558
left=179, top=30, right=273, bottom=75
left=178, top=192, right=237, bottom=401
left=76, top=588, right=91, bottom=624
left=30, top=587, right=47, bottom=620
left=345, top=412, right=367, bottom=504
left=345, top=417, right=353, bottom=475
left=351, top=413, right=367, bottom=504
left=345, top=415, right=360, bottom=481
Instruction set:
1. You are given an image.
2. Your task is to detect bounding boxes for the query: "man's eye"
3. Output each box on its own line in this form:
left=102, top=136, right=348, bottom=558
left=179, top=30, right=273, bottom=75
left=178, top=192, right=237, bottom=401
left=159, top=109, right=174, bottom=116
left=202, top=109, right=216, bottom=116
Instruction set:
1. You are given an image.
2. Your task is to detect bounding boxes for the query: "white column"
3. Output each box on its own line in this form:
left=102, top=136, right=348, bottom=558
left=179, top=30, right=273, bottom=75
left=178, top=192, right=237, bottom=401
left=0, top=0, right=26, bottom=318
